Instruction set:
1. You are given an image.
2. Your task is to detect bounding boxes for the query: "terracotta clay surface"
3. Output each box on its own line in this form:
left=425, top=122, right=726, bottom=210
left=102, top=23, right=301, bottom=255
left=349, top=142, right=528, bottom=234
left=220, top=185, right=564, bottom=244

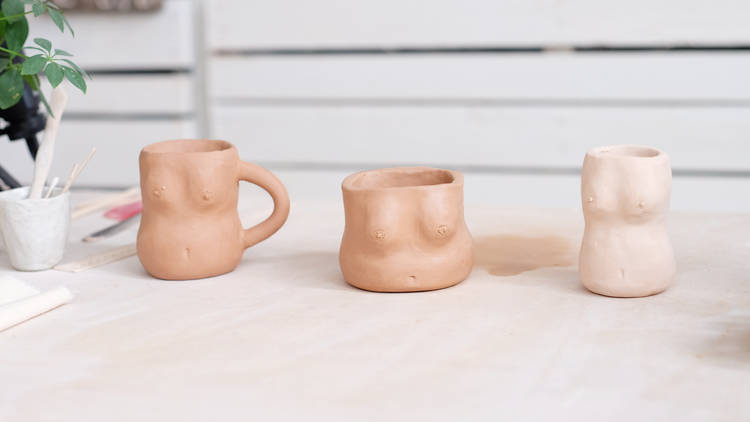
left=137, top=139, right=290, bottom=280
left=579, top=145, right=676, bottom=297
left=339, top=167, right=473, bottom=292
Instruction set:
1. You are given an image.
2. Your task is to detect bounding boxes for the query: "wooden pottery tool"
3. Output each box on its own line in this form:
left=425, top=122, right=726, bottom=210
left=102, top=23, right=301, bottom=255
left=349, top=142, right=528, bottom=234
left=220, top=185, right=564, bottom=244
left=54, top=244, right=137, bottom=273
left=44, top=177, right=60, bottom=199
left=61, top=148, right=96, bottom=195
left=28, top=87, right=68, bottom=199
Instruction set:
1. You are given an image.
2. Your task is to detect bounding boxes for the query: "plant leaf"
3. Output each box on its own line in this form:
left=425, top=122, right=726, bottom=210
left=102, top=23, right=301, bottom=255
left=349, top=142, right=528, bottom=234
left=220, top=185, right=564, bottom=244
left=22, top=73, right=37, bottom=89
left=33, top=37, right=51, bottom=52
left=62, top=66, right=85, bottom=93
left=1, top=0, right=25, bottom=23
left=61, top=58, right=89, bottom=79
left=0, top=17, right=7, bottom=41
left=31, top=1, right=45, bottom=16
left=24, top=45, right=46, bottom=54
left=47, top=7, right=64, bottom=32
left=21, top=54, right=45, bottom=74
left=61, top=13, right=74, bottom=37
left=44, top=61, right=62, bottom=87
left=5, top=18, right=28, bottom=52
left=53, top=48, right=72, bottom=56
left=0, top=67, right=24, bottom=108
left=0, top=58, right=10, bottom=69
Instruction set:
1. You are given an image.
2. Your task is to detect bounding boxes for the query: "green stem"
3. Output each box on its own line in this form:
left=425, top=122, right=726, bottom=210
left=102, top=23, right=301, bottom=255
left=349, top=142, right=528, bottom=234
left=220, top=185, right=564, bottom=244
left=0, top=46, right=27, bottom=59
left=0, top=11, right=33, bottom=22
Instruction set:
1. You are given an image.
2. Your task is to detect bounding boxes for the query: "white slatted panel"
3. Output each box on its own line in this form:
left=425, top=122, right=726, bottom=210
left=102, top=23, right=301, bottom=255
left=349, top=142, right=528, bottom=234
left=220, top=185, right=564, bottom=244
left=244, top=170, right=750, bottom=213
left=33, top=0, right=194, bottom=69
left=210, top=54, right=750, bottom=100
left=203, top=0, right=750, bottom=211
left=0, top=0, right=200, bottom=189
left=213, top=106, right=750, bottom=171
left=1, top=120, right=196, bottom=187
left=43, top=74, right=193, bottom=114
left=207, top=0, right=750, bottom=48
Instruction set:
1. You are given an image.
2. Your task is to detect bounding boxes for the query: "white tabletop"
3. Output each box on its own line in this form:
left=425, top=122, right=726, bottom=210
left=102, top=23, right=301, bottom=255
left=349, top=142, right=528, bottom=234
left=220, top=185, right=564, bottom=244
left=0, top=189, right=748, bottom=421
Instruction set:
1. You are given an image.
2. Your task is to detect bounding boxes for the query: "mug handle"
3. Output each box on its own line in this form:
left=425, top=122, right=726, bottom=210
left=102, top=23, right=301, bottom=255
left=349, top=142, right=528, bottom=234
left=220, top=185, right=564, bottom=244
left=237, top=161, right=290, bottom=249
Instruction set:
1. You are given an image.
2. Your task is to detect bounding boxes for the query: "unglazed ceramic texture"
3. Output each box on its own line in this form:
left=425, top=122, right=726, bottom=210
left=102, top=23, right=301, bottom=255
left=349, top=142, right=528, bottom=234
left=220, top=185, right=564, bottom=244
left=137, top=139, right=290, bottom=280
left=339, top=167, right=473, bottom=292
left=579, top=145, right=676, bottom=297
left=0, top=187, right=70, bottom=271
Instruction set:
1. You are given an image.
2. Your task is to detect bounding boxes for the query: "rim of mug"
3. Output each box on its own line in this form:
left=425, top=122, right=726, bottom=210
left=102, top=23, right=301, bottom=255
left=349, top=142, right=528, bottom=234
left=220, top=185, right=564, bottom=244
left=587, top=144, right=666, bottom=160
left=142, top=139, right=235, bottom=155
left=342, top=166, right=463, bottom=191
left=0, top=186, right=70, bottom=204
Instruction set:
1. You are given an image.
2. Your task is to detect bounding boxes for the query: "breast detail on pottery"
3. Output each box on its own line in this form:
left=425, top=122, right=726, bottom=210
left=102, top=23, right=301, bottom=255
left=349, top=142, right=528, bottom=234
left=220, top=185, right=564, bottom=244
left=339, top=167, right=473, bottom=292
left=579, top=145, right=676, bottom=297
left=137, top=140, right=245, bottom=280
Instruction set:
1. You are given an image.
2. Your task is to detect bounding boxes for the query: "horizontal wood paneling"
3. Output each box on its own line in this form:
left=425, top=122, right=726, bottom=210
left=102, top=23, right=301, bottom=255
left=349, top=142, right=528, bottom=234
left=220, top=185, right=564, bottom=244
left=0, top=120, right=195, bottom=187
left=207, top=0, right=750, bottom=49
left=42, top=74, right=193, bottom=114
left=252, top=169, right=750, bottom=213
left=213, top=106, right=750, bottom=171
left=33, top=0, right=194, bottom=69
left=210, top=54, right=750, bottom=100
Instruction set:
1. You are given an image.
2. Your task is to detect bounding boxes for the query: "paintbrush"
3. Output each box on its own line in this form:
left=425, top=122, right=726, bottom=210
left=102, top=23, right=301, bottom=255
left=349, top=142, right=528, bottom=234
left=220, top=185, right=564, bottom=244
left=72, top=187, right=140, bottom=220
left=28, top=87, right=68, bottom=199
left=82, top=213, right=141, bottom=243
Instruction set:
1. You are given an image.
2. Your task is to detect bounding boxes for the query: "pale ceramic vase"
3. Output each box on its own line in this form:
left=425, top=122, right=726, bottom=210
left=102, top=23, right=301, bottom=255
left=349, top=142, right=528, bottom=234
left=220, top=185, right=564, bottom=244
left=339, top=167, right=473, bottom=292
left=0, top=187, right=70, bottom=271
left=579, top=145, right=676, bottom=297
left=137, top=139, right=290, bottom=280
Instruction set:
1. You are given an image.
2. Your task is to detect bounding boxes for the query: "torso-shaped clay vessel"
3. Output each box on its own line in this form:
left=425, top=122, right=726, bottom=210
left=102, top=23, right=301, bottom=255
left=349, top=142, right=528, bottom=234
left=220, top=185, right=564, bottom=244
left=137, top=139, right=290, bottom=280
left=580, top=145, right=676, bottom=297
left=340, top=167, right=473, bottom=292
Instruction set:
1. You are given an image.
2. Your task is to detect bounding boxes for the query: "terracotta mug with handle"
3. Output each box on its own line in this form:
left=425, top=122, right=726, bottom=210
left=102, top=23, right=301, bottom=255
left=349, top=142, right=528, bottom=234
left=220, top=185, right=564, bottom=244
left=137, top=139, right=290, bottom=280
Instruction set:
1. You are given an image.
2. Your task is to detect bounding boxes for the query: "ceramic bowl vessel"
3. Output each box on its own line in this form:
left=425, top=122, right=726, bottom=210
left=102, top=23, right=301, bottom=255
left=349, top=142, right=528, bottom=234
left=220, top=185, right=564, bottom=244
left=579, top=145, right=676, bottom=297
left=0, top=187, right=70, bottom=271
left=339, top=167, right=473, bottom=292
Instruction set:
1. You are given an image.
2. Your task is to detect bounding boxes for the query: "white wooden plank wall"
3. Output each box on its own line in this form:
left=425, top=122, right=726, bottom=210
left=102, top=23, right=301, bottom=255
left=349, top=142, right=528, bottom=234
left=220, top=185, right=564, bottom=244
left=205, top=0, right=750, bottom=212
left=0, top=0, right=197, bottom=187
left=207, top=0, right=750, bottom=47
left=1, top=1, right=748, bottom=212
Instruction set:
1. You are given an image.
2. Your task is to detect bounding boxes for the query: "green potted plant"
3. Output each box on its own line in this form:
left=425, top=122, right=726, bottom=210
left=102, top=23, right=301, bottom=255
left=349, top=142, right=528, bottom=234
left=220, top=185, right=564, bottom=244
left=0, top=0, right=87, bottom=112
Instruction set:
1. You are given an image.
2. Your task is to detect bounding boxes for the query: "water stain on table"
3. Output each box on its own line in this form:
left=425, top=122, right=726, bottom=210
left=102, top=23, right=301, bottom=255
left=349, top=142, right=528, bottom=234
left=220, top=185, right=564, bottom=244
left=474, top=234, right=577, bottom=276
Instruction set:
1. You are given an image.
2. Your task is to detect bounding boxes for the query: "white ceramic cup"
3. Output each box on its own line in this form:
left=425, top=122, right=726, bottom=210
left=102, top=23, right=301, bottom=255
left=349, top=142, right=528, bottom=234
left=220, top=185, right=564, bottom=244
left=0, top=187, right=71, bottom=271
